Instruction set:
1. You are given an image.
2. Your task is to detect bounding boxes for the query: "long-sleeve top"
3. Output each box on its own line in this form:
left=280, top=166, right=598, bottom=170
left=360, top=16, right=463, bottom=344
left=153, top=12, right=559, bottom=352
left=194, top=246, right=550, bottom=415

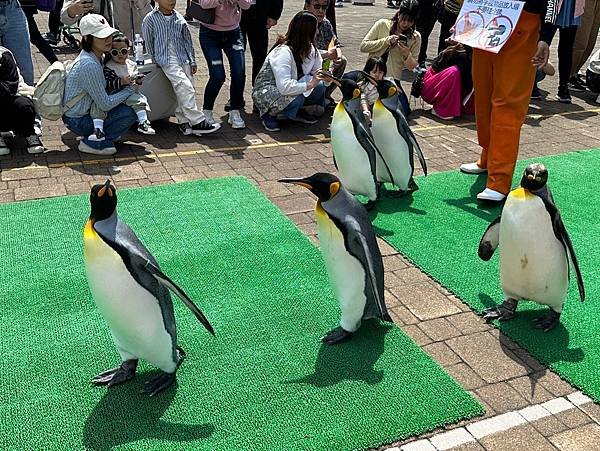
left=199, top=0, right=252, bottom=31
left=142, top=7, right=196, bottom=67
left=267, top=44, right=322, bottom=96
left=0, top=47, right=19, bottom=102
left=242, top=0, right=283, bottom=23
left=359, top=19, right=421, bottom=80
left=63, top=50, right=134, bottom=118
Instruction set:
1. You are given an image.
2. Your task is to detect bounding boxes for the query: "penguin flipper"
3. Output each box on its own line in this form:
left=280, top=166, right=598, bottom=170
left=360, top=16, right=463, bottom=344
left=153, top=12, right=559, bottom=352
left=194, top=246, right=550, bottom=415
left=537, top=187, right=585, bottom=302
left=392, top=107, right=427, bottom=176
left=478, top=216, right=501, bottom=261
left=143, top=260, right=216, bottom=335
left=349, top=231, right=389, bottom=321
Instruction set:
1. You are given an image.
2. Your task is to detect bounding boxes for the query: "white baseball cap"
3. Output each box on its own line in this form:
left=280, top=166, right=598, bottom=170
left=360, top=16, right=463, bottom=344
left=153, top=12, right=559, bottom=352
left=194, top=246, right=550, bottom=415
left=79, top=14, right=119, bottom=39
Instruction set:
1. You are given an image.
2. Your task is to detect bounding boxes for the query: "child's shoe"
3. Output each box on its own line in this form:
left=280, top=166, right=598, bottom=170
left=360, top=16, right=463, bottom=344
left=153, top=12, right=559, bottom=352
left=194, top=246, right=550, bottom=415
left=87, top=128, right=106, bottom=142
left=137, top=120, right=156, bottom=135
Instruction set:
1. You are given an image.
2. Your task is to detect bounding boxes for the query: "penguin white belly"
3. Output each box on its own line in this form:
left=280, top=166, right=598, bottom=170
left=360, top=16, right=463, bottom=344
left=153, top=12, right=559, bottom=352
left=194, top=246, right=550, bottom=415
left=372, top=106, right=412, bottom=190
left=84, top=229, right=175, bottom=372
left=315, top=206, right=367, bottom=332
left=499, top=192, right=568, bottom=312
left=331, top=108, right=377, bottom=201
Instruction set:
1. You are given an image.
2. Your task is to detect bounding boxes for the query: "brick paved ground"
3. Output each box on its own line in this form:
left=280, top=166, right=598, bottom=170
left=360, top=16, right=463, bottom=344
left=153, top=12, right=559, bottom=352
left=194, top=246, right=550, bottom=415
left=3, top=2, right=600, bottom=449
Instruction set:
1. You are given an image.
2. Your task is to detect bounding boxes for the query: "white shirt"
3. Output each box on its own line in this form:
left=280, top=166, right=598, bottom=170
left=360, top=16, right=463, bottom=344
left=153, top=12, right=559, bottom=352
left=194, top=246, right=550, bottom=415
left=267, top=44, right=322, bottom=97
left=106, top=59, right=139, bottom=78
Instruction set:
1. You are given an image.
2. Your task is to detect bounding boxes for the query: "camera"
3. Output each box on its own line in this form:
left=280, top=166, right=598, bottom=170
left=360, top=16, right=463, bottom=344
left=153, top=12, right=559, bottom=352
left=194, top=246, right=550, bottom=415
left=397, top=34, right=408, bottom=46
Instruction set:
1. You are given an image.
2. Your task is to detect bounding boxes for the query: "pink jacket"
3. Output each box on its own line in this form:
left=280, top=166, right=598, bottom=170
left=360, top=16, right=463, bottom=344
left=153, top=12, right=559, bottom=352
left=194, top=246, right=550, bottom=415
left=199, top=0, right=252, bottom=31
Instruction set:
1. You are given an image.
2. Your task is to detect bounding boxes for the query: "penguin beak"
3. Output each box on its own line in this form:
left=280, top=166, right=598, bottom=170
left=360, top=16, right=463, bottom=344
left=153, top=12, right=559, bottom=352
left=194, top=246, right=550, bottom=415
left=98, top=179, right=112, bottom=198
left=318, top=70, right=341, bottom=87
left=359, top=70, right=378, bottom=85
left=278, top=177, right=313, bottom=190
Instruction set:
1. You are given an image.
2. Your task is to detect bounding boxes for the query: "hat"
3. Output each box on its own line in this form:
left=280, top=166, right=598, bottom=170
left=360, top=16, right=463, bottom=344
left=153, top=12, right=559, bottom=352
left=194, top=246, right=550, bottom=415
left=79, top=14, right=119, bottom=39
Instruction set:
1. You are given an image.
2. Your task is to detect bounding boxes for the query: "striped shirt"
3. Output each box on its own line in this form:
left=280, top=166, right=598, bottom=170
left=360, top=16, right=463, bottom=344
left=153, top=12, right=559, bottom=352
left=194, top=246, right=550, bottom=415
left=63, top=51, right=134, bottom=118
left=142, top=7, right=196, bottom=67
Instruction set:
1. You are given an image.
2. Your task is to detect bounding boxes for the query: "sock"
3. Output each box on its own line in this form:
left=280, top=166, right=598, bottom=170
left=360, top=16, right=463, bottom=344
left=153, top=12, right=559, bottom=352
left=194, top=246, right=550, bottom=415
left=93, top=119, right=104, bottom=131
left=136, top=110, right=148, bottom=123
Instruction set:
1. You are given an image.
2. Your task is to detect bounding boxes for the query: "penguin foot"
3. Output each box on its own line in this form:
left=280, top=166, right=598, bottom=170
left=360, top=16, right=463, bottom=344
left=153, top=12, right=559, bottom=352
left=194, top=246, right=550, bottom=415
left=92, top=359, right=138, bottom=387
left=384, top=189, right=409, bottom=198
left=321, top=328, right=353, bottom=345
left=364, top=200, right=377, bottom=211
left=144, top=372, right=176, bottom=396
left=482, top=298, right=518, bottom=322
left=533, top=310, right=561, bottom=332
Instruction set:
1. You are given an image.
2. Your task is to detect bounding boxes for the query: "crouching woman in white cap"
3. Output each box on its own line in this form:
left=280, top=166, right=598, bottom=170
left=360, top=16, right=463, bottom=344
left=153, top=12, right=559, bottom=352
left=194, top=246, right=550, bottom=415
left=62, top=14, right=137, bottom=155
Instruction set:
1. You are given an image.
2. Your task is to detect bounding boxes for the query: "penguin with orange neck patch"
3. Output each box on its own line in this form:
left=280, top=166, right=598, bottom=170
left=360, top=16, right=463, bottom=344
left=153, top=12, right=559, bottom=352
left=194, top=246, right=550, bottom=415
left=479, top=164, right=585, bottom=331
left=83, top=180, right=215, bottom=395
left=279, top=173, right=392, bottom=344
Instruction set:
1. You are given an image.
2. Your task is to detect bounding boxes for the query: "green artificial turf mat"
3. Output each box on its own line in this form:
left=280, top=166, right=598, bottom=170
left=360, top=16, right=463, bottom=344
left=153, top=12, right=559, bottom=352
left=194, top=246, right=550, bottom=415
left=0, top=177, right=482, bottom=450
left=371, top=149, right=600, bottom=401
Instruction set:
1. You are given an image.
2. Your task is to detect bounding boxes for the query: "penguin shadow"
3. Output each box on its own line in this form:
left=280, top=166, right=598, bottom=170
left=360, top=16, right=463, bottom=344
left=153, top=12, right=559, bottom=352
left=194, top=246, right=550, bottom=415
left=284, top=321, right=392, bottom=387
left=478, top=293, right=584, bottom=396
left=369, top=190, right=427, bottom=224
left=83, top=379, right=214, bottom=451
left=444, top=175, right=502, bottom=222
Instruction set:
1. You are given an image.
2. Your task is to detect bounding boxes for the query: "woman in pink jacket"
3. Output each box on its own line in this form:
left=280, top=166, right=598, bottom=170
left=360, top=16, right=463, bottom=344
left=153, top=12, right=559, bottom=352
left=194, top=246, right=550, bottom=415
left=198, top=0, right=252, bottom=129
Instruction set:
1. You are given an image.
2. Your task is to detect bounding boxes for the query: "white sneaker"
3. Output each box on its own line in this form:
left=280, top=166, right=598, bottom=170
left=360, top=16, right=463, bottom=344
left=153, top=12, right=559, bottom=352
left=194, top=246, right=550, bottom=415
left=477, top=188, right=506, bottom=202
left=25, top=134, right=45, bottom=154
left=0, top=136, right=9, bottom=156
left=78, top=140, right=117, bottom=156
left=460, top=162, right=487, bottom=174
left=228, top=110, right=246, bottom=129
left=203, top=110, right=216, bottom=125
left=596, top=94, right=600, bottom=104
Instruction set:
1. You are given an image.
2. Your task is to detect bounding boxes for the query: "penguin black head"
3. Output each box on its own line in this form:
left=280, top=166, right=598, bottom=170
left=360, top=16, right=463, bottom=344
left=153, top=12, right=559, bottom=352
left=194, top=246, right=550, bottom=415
left=376, top=79, right=398, bottom=100
left=520, top=163, right=548, bottom=192
left=278, top=173, right=342, bottom=202
left=89, top=180, right=117, bottom=221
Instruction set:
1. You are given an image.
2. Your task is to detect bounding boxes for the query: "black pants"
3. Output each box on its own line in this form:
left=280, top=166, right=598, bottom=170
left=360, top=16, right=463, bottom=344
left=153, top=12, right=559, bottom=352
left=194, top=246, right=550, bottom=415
left=24, top=10, right=58, bottom=64
left=0, top=96, right=36, bottom=136
left=416, top=2, right=457, bottom=64
left=240, top=9, right=269, bottom=85
left=547, top=26, right=578, bottom=86
left=48, top=0, right=64, bottom=35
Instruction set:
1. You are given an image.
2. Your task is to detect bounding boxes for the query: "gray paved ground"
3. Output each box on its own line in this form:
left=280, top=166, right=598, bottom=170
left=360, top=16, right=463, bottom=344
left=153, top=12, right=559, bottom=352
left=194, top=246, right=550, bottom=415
left=3, top=2, right=600, bottom=449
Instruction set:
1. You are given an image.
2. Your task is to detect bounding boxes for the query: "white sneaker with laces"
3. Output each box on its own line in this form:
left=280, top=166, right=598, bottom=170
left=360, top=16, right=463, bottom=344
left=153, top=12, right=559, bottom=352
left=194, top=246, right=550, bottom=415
left=203, top=110, right=216, bottom=125
left=228, top=110, right=246, bottom=129
left=78, top=140, right=117, bottom=156
left=477, top=188, right=506, bottom=202
left=26, top=135, right=45, bottom=154
left=460, top=162, right=487, bottom=174
left=0, top=136, right=9, bottom=156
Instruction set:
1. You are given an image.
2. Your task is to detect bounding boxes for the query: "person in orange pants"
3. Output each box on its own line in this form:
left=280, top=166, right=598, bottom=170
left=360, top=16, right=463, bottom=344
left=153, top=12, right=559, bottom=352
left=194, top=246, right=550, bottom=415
left=460, top=10, right=551, bottom=202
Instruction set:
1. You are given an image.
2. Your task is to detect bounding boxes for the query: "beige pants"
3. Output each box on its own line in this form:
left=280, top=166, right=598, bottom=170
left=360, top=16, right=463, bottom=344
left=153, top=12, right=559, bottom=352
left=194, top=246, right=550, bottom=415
left=161, top=64, right=206, bottom=126
left=571, top=0, right=600, bottom=76
left=90, top=92, right=149, bottom=120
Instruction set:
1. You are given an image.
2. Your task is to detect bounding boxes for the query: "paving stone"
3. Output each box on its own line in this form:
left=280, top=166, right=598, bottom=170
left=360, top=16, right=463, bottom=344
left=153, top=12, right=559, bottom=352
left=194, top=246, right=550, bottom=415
left=531, top=414, right=569, bottom=437
left=579, top=402, right=600, bottom=423
left=418, top=318, right=462, bottom=342
left=1, top=167, right=50, bottom=181
left=508, top=376, right=556, bottom=404
left=536, top=373, right=576, bottom=398
left=392, top=283, right=461, bottom=321
left=549, top=423, right=600, bottom=451
left=520, top=404, right=552, bottom=422
left=446, top=312, right=490, bottom=334
left=429, top=428, right=474, bottom=450
left=476, top=382, right=530, bottom=414
left=14, top=184, right=67, bottom=201
left=478, top=424, right=557, bottom=451
left=399, top=440, right=436, bottom=451
left=401, top=325, right=432, bottom=346
left=553, top=407, right=592, bottom=429
left=446, top=363, right=487, bottom=391
left=422, top=342, right=461, bottom=366
left=446, top=442, right=485, bottom=451
left=542, top=398, right=575, bottom=415
left=566, top=391, right=593, bottom=406
left=447, top=332, right=529, bottom=383
left=466, top=411, right=527, bottom=439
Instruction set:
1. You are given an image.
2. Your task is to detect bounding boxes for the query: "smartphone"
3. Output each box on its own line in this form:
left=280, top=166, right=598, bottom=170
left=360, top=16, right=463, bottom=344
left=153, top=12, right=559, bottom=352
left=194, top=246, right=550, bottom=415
left=398, top=34, right=408, bottom=46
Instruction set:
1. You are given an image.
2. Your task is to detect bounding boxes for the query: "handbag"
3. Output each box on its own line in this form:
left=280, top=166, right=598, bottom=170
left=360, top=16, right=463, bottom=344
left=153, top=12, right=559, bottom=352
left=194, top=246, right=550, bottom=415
left=36, top=0, right=57, bottom=12
left=186, top=0, right=216, bottom=24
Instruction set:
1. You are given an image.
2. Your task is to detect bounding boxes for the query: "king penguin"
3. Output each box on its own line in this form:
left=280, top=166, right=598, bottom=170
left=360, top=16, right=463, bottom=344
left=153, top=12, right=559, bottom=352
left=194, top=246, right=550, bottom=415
left=371, top=78, right=427, bottom=195
left=478, top=164, right=585, bottom=331
left=327, top=74, right=394, bottom=207
left=83, top=180, right=215, bottom=395
left=279, top=173, right=393, bottom=344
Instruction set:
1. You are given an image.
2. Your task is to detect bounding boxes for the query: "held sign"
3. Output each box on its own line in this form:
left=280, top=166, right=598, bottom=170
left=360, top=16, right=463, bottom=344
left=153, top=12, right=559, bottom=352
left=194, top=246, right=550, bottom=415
left=451, top=0, right=524, bottom=53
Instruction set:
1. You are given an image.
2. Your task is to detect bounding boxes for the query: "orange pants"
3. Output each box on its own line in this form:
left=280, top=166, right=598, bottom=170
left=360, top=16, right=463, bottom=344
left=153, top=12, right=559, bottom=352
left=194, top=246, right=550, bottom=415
left=472, top=12, right=540, bottom=194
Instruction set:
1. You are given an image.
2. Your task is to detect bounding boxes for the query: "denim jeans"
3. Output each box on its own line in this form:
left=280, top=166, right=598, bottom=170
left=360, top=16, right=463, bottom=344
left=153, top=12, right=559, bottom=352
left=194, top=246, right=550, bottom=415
left=281, top=82, right=326, bottom=119
left=63, top=104, right=137, bottom=150
left=0, top=0, right=34, bottom=85
left=198, top=25, right=246, bottom=110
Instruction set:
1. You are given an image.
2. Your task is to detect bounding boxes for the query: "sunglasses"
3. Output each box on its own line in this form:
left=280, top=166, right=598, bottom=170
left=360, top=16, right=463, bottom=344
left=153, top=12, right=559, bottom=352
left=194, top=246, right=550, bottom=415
left=110, top=48, right=129, bottom=57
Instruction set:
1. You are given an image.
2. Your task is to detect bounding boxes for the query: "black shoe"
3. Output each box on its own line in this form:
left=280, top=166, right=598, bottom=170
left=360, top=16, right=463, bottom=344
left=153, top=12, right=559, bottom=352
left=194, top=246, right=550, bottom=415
left=42, top=31, right=60, bottom=46
left=568, top=76, right=586, bottom=92
left=557, top=84, right=572, bottom=103
left=224, top=99, right=245, bottom=112
left=387, top=0, right=396, bottom=7
left=190, top=120, right=221, bottom=135
left=291, top=110, right=318, bottom=124
left=531, top=85, right=542, bottom=100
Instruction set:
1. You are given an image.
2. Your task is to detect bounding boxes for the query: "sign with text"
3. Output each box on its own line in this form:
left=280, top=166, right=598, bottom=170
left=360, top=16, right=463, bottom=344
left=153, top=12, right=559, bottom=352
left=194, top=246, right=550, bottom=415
left=451, top=0, right=524, bottom=53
